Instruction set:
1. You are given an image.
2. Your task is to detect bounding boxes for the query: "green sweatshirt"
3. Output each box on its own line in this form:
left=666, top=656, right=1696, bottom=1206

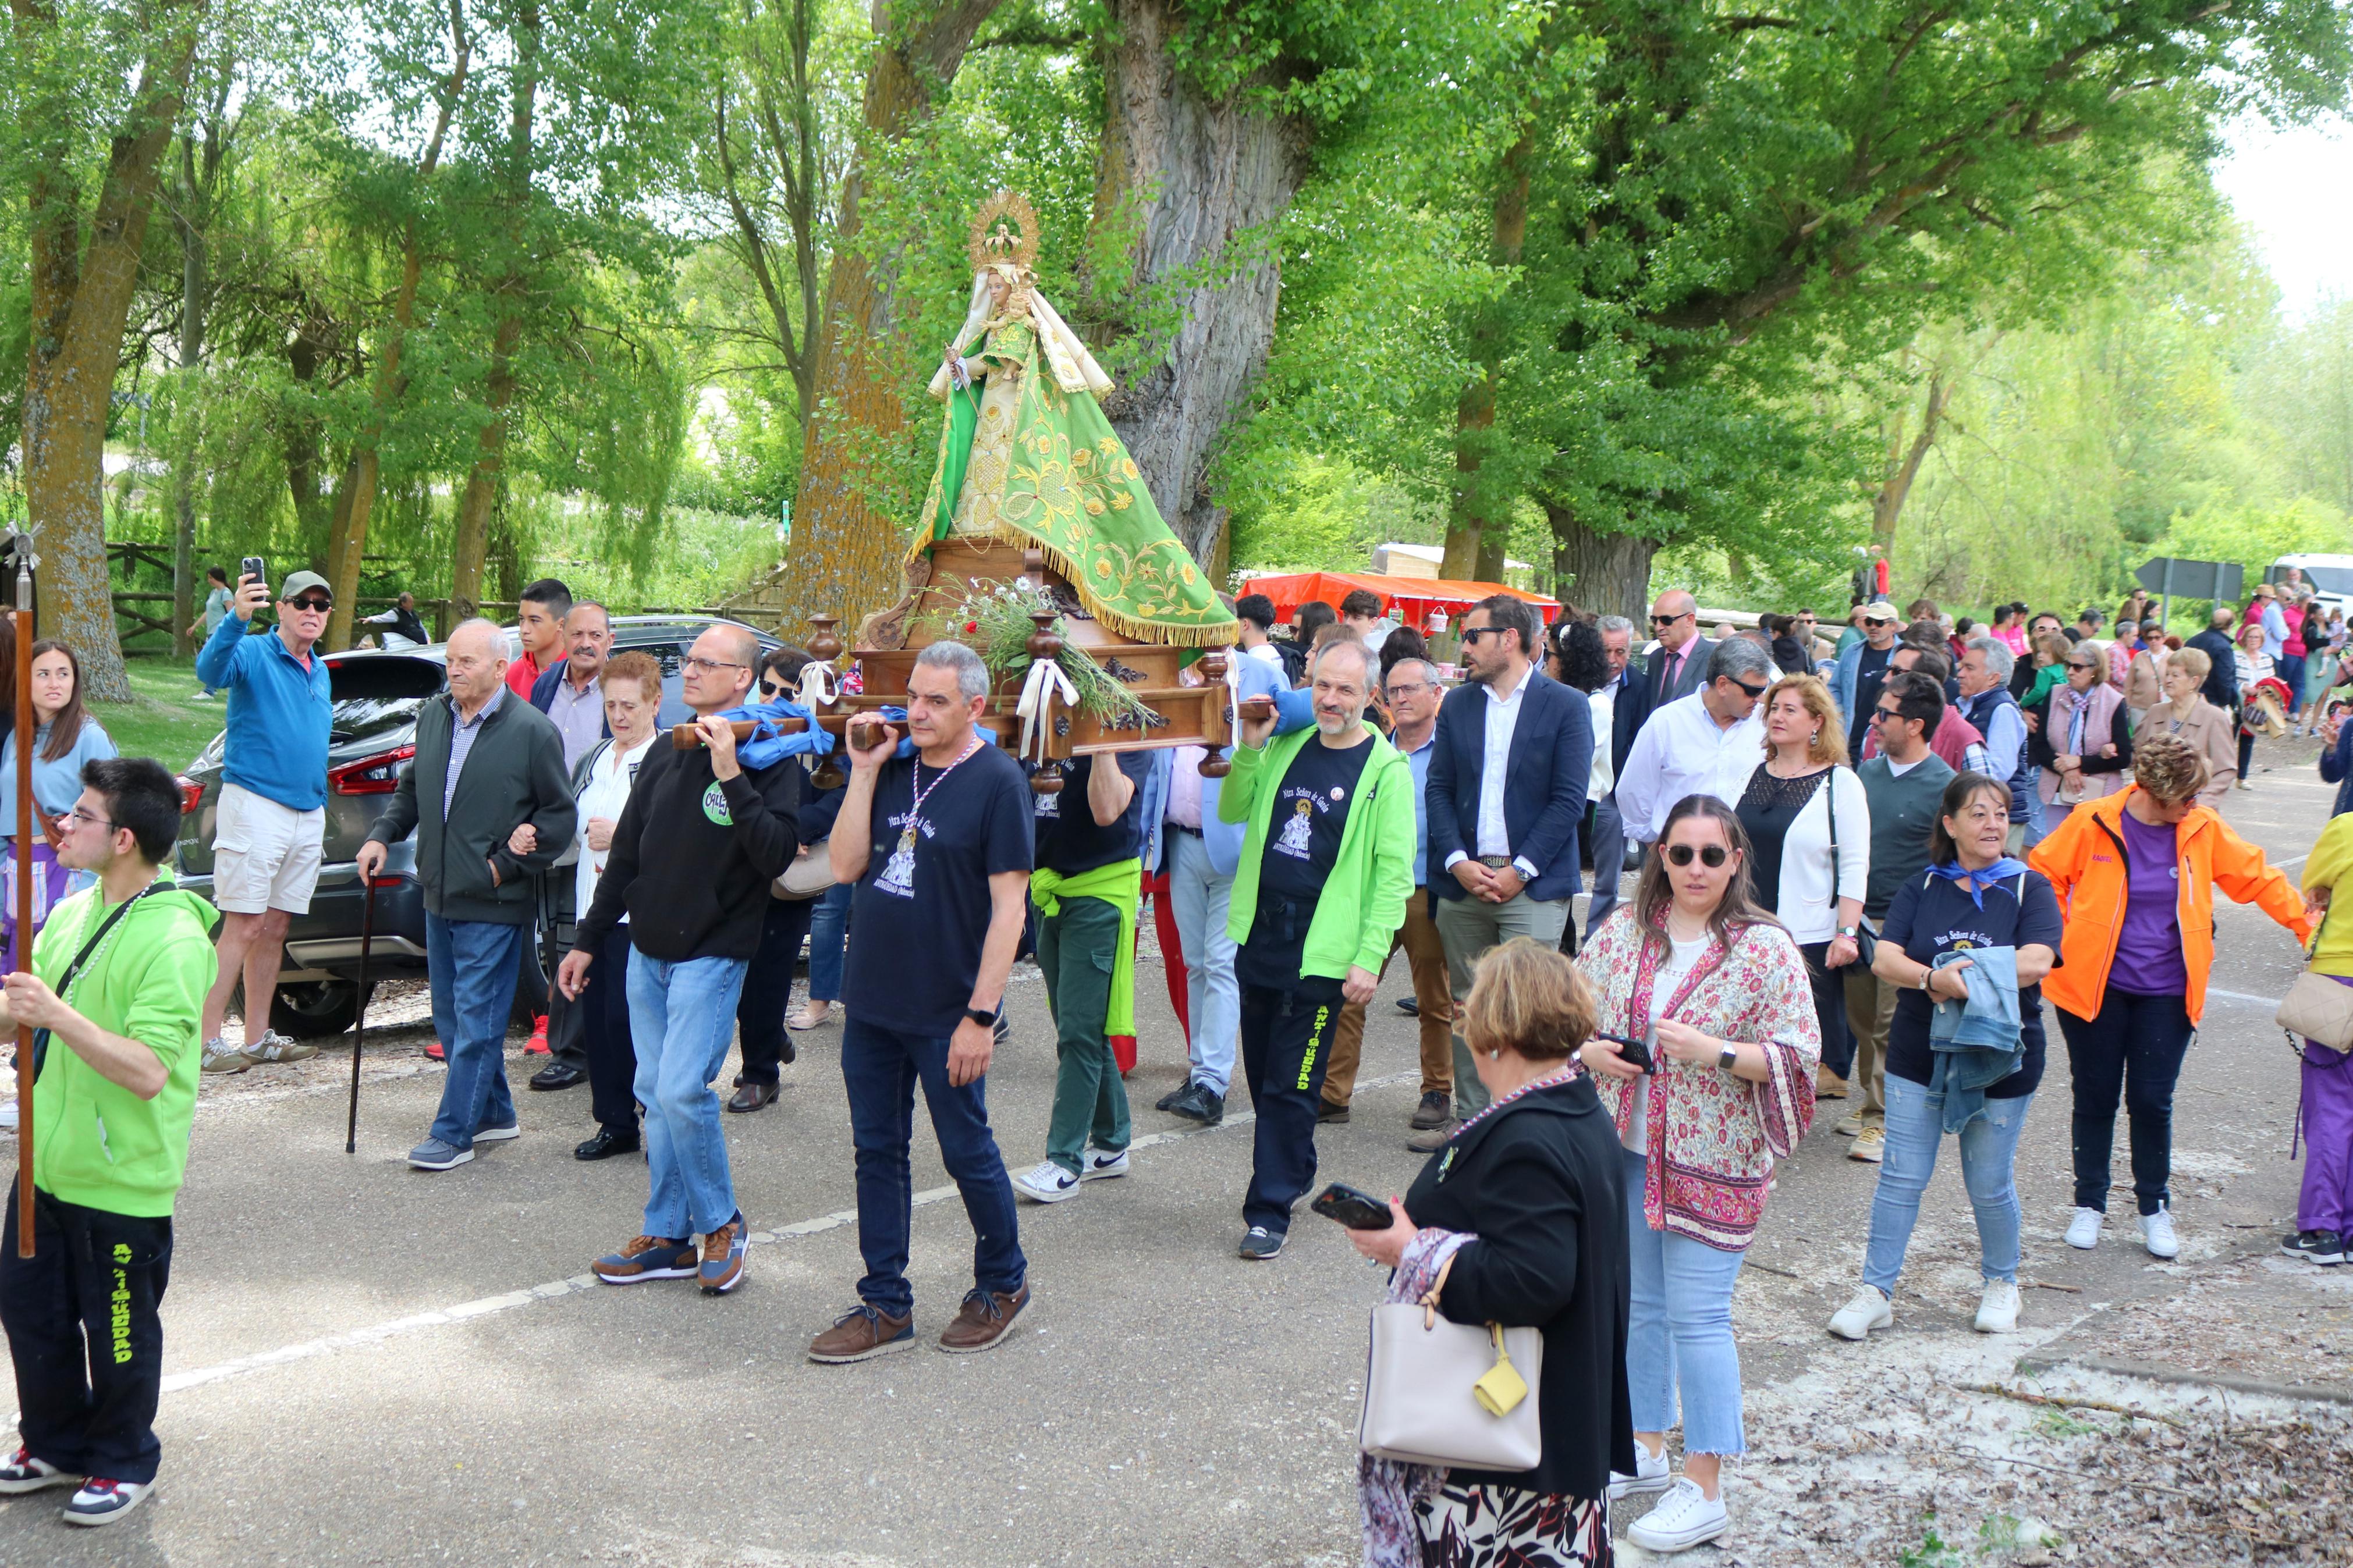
left=1220, top=726, right=1416, bottom=979
left=29, top=873, right=220, bottom=1217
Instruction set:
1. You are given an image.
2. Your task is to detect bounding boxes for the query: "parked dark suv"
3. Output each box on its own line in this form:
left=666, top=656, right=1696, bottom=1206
left=172, top=616, right=781, bottom=1037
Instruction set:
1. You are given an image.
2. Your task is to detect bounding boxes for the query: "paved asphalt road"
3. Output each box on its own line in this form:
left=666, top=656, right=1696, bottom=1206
left=0, top=745, right=2336, bottom=1565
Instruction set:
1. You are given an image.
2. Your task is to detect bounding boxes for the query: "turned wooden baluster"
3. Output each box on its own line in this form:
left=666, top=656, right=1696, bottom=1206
left=1197, top=650, right=1232, bottom=777
left=1027, top=609, right=1065, bottom=795
left=803, top=613, right=847, bottom=787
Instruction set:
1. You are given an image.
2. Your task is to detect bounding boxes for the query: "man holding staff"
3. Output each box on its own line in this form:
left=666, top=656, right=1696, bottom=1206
left=0, top=759, right=219, bottom=1527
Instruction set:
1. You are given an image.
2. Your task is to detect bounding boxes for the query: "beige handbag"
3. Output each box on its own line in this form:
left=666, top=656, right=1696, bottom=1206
left=2277, top=897, right=2353, bottom=1051
left=773, top=839, right=837, bottom=901
left=1358, top=1263, right=1543, bottom=1470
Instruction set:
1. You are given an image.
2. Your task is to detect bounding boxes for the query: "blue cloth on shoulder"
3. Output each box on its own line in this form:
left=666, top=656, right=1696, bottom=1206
left=1928, top=944, right=2022, bottom=1133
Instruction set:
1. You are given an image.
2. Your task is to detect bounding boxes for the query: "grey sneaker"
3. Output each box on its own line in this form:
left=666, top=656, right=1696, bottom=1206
left=407, top=1137, right=474, bottom=1171
left=244, top=1032, right=318, bottom=1064
left=200, top=1038, right=253, bottom=1075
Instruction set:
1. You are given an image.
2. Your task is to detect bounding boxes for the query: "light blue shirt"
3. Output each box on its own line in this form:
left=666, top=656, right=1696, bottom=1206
left=2263, top=601, right=2290, bottom=660
left=443, top=688, right=504, bottom=819
left=0, top=719, right=119, bottom=838
left=1396, top=725, right=1436, bottom=887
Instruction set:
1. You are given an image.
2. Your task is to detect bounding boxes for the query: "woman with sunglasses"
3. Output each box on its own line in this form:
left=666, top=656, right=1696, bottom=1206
left=2030, top=646, right=2131, bottom=812
left=1827, top=771, right=2060, bottom=1342
left=1576, top=796, right=1818, bottom=1553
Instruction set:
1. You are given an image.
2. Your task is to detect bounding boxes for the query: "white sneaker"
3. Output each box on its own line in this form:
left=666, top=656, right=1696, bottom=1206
left=2065, top=1207, right=2103, bottom=1250
left=1012, top=1160, right=1081, bottom=1203
left=1974, top=1279, right=2021, bottom=1334
left=2139, top=1206, right=2180, bottom=1259
left=1627, top=1477, right=1729, bottom=1552
left=1079, top=1148, right=1129, bottom=1181
left=1606, top=1441, right=1672, bottom=1500
left=1827, top=1285, right=1893, bottom=1341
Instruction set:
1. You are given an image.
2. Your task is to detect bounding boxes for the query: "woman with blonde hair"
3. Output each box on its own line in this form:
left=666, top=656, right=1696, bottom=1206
left=1347, top=938, right=1634, bottom=1567
left=2031, top=734, right=2311, bottom=1259
left=1735, top=674, right=1869, bottom=1099
left=2150, top=646, right=2237, bottom=807
left=1577, top=796, right=1819, bottom=1552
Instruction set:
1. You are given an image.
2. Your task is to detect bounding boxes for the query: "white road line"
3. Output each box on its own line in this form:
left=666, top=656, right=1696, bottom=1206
left=2206, top=987, right=2284, bottom=1006
left=108, top=1068, right=1425, bottom=1406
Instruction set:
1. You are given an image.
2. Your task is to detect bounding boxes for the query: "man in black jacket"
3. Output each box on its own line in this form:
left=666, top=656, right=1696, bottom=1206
left=2186, top=605, right=2241, bottom=714
left=357, top=620, right=576, bottom=1173
left=558, top=624, right=799, bottom=1297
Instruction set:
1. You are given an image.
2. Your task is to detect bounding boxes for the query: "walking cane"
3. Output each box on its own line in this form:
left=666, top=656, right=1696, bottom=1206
left=10, top=535, right=36, bottom=1257
left=345, top=876, right=377, bottom=1155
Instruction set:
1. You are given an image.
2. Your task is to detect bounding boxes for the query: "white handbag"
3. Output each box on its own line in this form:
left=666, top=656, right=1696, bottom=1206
left=1358, top=1300, right=1544, bottom=1470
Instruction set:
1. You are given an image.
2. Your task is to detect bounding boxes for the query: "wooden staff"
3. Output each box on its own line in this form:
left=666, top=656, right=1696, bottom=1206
left=15, top=544, right=34, bottom=1256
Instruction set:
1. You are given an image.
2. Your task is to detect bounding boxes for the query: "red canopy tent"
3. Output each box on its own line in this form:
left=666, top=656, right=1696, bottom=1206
left=1239, top=571, right=1561, bottom=628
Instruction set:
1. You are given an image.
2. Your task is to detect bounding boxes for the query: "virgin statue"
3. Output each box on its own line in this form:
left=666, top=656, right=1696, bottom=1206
left=908, top=190, right=1233, bottom=646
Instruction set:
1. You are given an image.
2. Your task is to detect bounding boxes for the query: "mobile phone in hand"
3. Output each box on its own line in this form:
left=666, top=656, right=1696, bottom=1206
left=1595, top=1029, right=1654, bottom=1073
left=241, top=555, right=266, bottom=591
left=1311, top=1181, right=1394, bottom=1231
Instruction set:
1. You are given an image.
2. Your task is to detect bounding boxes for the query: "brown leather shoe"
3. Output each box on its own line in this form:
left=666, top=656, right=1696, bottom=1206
left=938, top=1282, right=1030, bottom=1354
left=1406, top=1117, right=1460, bottom=1154
left=1816, top=1065, right=1850, bottom=1100
left=807, top=1302, right=915, bottom=1364
left=726, top=1077, right=779, bottom=1114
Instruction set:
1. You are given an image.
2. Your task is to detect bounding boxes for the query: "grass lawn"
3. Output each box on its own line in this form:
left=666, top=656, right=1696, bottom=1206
left=104, top=652, right=227, bottom=771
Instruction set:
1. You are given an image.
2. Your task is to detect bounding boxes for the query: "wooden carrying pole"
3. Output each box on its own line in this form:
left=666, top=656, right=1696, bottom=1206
left=15, top=545, right=34, bottom=1256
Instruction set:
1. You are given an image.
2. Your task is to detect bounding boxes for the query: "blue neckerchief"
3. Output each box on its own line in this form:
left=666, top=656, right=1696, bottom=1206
left=710, top=699, right=836, bottom=771
left=1926, top=856, right=2030, bottom=909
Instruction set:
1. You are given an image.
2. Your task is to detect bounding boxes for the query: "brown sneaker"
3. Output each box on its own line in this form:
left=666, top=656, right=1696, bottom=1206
left=1816, top=1065, right=1850, bottom=1100
left=591, top=1235, right=699, bottom=1285
left=938, top=1282, right=1030, bottom=1354
left=1406, top=1117, right=1460, bottom=1153
left=807, top=1302, right=915, bottom=1363
left=698, top=1216, right=748, bottom=1295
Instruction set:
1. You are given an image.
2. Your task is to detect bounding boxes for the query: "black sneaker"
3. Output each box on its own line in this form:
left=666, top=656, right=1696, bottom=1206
left=1167, top=1082, right=1225, bottom=1127
left=1317, top=1100, right=1350, bottom=1125
left=1155, top=1082, right=1192, bottom=1112
left=1238, top=1225, right=1285, bottom=1261
left=2283, top=1229, right=2345, bottom=1266
left=1395, top=997, right=1419, bottom=1016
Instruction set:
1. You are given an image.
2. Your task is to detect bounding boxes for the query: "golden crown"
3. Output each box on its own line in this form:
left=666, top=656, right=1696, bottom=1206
left=968, top=189, right=1041, bottom=273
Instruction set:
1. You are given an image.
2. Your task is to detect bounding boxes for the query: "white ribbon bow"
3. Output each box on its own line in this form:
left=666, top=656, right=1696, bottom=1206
left=795, top=660, right=837, bottom=712
left=1016, top=656, right=1079, bottom=765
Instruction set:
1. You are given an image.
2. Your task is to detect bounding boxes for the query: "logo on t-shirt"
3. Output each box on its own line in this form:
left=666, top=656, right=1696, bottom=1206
left=1034, top=790, right=1060, bottom=819
left=875, top=809, right=925, bottom=898
left=701, top=783, right=732, bottom=826
left=1275, top=798, right=1315, bottom=859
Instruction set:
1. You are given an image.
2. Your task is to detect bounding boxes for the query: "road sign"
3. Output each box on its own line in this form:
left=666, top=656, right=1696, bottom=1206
left=2134, top=556, right=2242, bottom=607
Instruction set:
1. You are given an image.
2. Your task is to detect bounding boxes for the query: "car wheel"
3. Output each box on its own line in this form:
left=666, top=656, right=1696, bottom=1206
left=271, top=980, right=374, bottom=1040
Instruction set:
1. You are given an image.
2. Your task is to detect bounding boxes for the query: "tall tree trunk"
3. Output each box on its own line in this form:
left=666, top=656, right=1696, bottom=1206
left=449, top=0, right=538, bottom=623
left=1440, top=130, right=1534, bottom=583
left=326, top=0, right=469, bottom=650
left=1872, top=367, right=1948, bottom=551
left=1085, top=0, right=1308, bottom=569
left=1546, top=502, right=1656, bottom=621
left=15, top=0, right=204, bottom=701
left=773, top=0, right=1002, bottom=633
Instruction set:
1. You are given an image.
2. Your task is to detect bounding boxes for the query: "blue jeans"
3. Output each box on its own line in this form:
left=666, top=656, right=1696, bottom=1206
left=1623, top=1147, right=1747, bottom=1456
left=840, top=1016, right=1026, bottom=1318
left=1166, top=829, right=1237, bottom=1095
left=425, top=913, right=524, bottom=1151
left=808, top=883, right=851, bottom=1004
left=1862, top=1073, right=2032, bottom=1293
left=627, top=949, right=747, bottom=1239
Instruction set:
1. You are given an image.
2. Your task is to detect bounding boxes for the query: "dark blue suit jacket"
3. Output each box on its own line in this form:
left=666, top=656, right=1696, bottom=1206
left=1426, top=669, right=1593, bottom=902
left=1606, top=667, right=1650, bottom=781
left=530, top=660, right=611, bottom=744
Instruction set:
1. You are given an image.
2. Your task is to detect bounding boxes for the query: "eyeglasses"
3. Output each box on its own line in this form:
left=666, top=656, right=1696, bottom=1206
left=286, top=596, right=332, bottom=613
left=1385, top=681, right=1432, bottom=699
left=1664, top=844, right=1729, bottom=868
left=683, top=655, right=746, bottom=674
left=1650, top=611, right=1692, bottom=627
left=64, top=806, right=118, bottom=831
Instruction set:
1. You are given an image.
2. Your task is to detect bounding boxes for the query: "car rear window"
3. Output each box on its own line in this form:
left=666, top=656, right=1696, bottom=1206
left=330, top=656, right=445, bottom=746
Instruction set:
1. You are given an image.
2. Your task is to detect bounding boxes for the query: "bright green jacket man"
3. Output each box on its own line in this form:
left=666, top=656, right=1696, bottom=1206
left=1220, top=727, right=1417, bottom=979
left=29, top=874, right=220, bottom=1218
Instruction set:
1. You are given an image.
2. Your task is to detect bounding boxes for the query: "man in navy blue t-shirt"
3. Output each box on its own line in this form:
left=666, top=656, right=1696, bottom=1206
left=808, top=641, right=1032, bottom=1364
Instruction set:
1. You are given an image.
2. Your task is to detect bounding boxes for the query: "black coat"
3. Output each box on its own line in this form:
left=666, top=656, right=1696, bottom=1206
left=1403, top=1073, right=1635, bottom=1502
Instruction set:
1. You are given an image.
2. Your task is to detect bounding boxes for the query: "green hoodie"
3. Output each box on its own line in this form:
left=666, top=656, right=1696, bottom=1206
left=29, top=872, right=220, bottom=1218
left=1220, top=726, right=1416, bottom=979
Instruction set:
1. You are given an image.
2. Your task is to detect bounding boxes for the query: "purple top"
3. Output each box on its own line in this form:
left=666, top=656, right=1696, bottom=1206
left=2109, top=809, right=2187, bottom=995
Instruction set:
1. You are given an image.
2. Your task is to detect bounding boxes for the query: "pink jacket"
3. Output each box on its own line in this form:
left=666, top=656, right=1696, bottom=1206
left=1581, top=909, right=1819, bottom=1250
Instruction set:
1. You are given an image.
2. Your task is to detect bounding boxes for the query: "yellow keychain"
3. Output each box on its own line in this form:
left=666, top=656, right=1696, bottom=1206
left=1472, top=1323, right=1529, bottom=1416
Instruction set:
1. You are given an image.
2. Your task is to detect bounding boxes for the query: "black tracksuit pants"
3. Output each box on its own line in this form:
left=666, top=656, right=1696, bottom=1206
left=1238, top=975, right=1346, bottom=1235
left=736, top=897, right=816, bottom=1086
left=0, top=1183, right=172, bottom=1484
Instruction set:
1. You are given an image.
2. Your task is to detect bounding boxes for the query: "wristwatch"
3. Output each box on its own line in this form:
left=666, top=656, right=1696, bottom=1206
left=1717, top=1042, right=1738, bottom=1072
left=1837, top=925, right=1859, bottom=939
left=964, top=1006, right=997, bottom=1028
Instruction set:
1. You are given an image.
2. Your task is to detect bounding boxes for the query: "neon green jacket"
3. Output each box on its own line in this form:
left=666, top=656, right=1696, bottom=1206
left=30, top=873, right=220, bottom=1217
left=1220, top=727, right=1415, bottom=979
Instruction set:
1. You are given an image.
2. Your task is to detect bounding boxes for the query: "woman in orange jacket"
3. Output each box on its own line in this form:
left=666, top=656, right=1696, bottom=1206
left=2029, top=733, right=2313, bottom=1261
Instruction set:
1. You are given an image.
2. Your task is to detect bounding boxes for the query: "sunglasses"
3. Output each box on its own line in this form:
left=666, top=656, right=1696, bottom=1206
left=1665, top=844, right=1729, bottom=868
left=1730, top=677, right=1768, bottom=699
left=2065, top=659, right=2098, bottom=671
left=286, top=595, right=332, bottom=613
left=1650, top=611, right=1692, bottom=627
left=1864, top=617, right=1893, bottom=628
left=758, top=679, right=787, bottom=699
left=1460, top=627, right=1511, bottom=644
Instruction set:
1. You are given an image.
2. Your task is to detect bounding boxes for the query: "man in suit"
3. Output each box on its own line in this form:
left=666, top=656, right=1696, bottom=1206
left=1584, top=614, right=1649, bottom=943
left=1645, top=589, right=1716, bottom=709
left=1419, top=595, right=1592, bottom=1150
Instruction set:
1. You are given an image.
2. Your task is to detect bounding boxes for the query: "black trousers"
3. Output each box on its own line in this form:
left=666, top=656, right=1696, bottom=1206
left=1799, top=940, right=1856, bottom=1079
left=736, top=897, right=817, bottom=1086
left=579, top=923, right=638, bottom=1136
left=0, top=1183, right=171, bottom=1484
left=2059, top=990, right=2196, bottom=1216
left=1238, top=975, right=1346, bottom=1235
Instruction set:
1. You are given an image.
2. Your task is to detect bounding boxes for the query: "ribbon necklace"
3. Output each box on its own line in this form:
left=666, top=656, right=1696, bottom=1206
left=896, top=734, right=983, bottom=863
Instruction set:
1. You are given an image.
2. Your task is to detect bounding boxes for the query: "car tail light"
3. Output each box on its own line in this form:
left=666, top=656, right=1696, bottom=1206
left=330, top=745, right=414, bottom=796
left=176, top=776, right=204, bottom=816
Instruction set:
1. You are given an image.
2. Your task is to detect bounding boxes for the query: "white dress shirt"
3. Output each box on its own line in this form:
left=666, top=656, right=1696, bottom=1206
left=1442, top=660, right=1541, bottom=881
left=1588, top=684, right=1616, bottom=801
left=1614, top=691, right=1768, bottom=844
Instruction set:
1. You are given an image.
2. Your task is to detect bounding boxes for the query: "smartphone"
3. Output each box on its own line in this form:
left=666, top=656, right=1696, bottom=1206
left=241, top=555, right=266, bottom=591
left=1595, top=1029, right=1654, bottom=1074
left=1311, top=1181, right=1394, bottom=1231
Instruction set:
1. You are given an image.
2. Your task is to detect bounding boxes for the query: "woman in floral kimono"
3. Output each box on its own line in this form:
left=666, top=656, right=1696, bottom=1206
left=1576, top=795, right=1818, bottom=1555
left=910, top=191, right=1231, bottom=648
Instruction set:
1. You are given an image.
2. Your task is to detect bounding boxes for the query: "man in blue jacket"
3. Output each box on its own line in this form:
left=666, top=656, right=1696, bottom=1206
left=1422, top=595, right=1591, bottom=1147
left=192, top=568, right=334, bottom=1073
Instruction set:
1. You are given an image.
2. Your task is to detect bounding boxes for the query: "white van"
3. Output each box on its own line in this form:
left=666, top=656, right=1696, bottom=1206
left=2272, top=554, right=2353, bottom=618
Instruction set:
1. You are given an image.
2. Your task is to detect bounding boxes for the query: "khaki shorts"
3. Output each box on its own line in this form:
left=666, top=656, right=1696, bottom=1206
left=211, top=782, right=325, bottom=915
